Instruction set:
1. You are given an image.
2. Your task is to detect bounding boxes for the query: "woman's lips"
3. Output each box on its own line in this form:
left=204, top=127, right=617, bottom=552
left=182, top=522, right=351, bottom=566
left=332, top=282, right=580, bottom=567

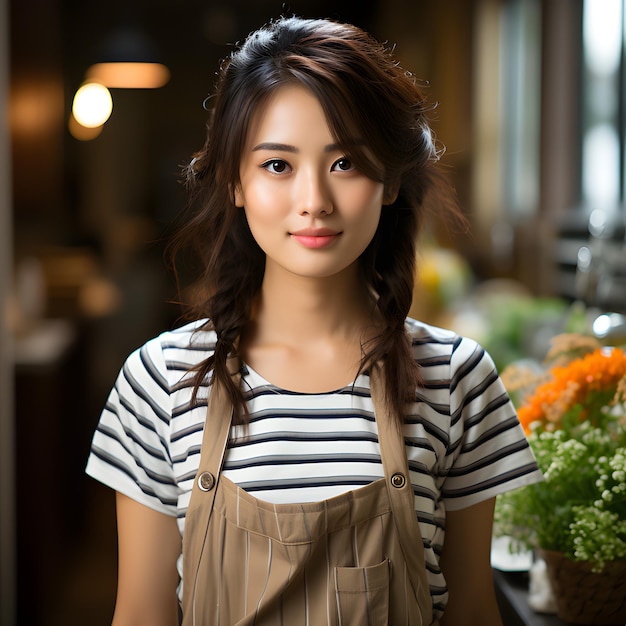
left=290, top=228, right=341, bottom=249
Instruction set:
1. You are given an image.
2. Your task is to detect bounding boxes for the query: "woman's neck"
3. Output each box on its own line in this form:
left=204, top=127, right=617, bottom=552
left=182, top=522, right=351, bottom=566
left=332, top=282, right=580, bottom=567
left=251, top=263, right=376, bottom=344
left=238, top=263, right=380, bottom=392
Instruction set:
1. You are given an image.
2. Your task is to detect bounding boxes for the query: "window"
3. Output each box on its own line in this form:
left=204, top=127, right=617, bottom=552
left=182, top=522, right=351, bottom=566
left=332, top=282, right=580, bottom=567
left=582, top=0, right=622, bottom=211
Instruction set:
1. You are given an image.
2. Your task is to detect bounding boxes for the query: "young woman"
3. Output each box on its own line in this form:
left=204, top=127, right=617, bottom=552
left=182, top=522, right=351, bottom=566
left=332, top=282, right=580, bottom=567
left=86, top=15, right=542, bottom=625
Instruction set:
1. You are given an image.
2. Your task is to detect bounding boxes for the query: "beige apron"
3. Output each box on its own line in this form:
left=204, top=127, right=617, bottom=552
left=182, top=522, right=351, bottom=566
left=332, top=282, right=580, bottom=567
left=182, top=362, right=434, bottom=625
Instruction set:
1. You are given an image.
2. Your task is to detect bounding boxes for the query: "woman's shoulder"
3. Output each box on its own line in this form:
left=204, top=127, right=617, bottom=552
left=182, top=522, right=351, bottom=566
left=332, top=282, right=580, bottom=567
left=124, top=319, right=218, bottom=375
left=405, top=317, right=478, bottom=355
left=405, top=317, right=489, bottom=374
left=405, top=317, right=459, bottom=343
left=153, top=318, right=216, bottom=350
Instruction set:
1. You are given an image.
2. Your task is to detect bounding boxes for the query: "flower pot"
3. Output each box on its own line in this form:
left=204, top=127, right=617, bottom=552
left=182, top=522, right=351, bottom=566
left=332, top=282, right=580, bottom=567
left=538, top=549, right=626, bottom=625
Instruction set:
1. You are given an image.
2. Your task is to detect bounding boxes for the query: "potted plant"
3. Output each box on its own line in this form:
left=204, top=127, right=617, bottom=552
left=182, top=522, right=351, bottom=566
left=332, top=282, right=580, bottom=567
left=494, top=334, right=626, bottom=625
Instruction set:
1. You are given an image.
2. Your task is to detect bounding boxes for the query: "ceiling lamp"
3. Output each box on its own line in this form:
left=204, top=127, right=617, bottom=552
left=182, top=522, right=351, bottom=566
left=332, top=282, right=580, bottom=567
left=85, top=27, right=170, bottom=89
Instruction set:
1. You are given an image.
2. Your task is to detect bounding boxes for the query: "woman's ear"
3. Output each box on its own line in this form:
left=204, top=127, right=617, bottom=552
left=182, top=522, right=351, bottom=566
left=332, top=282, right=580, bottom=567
left=383, top=181, right=400, bottom=205
left=232, top=184, right=244, bottom=208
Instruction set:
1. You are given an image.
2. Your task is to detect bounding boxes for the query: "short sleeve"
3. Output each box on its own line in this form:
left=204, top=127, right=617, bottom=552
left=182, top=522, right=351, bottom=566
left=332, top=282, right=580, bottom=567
left=85, top=336, right=180, bottom=516
left=441, top=336, right=542, bottom=511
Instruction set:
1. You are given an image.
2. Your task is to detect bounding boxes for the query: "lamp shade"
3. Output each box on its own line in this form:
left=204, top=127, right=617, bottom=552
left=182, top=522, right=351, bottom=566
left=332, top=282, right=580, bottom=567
left=85, top=27, right=170, bottom=89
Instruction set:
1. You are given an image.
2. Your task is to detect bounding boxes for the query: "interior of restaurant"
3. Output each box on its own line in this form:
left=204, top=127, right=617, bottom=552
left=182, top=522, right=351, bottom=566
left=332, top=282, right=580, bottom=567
left=2, top=0, right=626, bottom=624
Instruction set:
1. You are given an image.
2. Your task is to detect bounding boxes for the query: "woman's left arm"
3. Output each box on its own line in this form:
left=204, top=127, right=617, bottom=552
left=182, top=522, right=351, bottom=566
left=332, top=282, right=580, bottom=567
left=438, top=497, right=503, bottom=626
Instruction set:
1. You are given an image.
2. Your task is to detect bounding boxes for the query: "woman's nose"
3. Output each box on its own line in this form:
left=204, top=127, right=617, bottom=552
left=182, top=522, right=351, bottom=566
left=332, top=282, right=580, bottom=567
left=296, top=169, right=333, bottom=217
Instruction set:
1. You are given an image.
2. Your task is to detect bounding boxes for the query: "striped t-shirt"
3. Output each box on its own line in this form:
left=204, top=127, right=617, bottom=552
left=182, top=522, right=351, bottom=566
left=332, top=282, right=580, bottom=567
left=86, top=317, right=542, bottom=618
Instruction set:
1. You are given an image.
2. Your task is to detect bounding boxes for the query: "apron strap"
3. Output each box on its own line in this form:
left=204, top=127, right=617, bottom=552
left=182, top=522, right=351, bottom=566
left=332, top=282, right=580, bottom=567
left=370, top=363, right=434, bottom=624
left=181, top=356, right=239, bottom=624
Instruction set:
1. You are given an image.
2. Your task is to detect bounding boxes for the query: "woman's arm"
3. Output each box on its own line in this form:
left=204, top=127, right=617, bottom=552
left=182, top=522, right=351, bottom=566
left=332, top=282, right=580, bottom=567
left=111, top=492, right=181, bottom=626
left=439, top=497, right=503, bottom=626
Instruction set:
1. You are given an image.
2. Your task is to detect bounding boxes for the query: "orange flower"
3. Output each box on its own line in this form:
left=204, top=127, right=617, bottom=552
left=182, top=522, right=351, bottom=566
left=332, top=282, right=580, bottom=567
left=517, top=347, right=626, bottom=434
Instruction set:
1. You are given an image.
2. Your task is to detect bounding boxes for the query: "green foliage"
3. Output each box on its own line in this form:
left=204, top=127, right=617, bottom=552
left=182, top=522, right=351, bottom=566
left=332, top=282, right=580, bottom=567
left=495, top=420, right=626, bottom=572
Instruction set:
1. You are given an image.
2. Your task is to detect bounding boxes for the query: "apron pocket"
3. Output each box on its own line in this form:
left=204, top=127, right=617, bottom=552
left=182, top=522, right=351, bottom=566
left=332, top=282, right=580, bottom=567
left=334, top=558, right=390, bottom=625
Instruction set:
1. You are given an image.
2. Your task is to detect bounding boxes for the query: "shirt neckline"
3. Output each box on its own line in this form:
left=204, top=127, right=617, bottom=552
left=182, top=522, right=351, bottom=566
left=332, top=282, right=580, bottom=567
left=240, top=361, right=370, bottom=396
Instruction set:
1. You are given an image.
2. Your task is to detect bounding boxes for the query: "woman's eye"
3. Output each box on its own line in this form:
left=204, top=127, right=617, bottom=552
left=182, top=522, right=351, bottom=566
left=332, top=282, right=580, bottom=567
left=262, top=159, right=290, bottom=174
left=332, top=157, right=354, bottom=172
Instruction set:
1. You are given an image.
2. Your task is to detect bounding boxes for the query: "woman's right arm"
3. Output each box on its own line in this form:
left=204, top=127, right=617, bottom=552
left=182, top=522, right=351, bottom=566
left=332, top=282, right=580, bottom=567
left=112, top=492, right=182, bottom=626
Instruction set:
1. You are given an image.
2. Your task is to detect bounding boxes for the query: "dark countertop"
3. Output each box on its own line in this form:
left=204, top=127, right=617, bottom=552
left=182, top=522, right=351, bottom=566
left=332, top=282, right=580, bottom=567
left=494, top=569, right=567, bottom=626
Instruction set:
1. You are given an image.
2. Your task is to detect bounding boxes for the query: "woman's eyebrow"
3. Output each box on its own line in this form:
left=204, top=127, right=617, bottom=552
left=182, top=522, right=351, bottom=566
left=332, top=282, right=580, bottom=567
left=252, top=142, right=297, bottom=152
left=251, top=140, right=365, bottom=153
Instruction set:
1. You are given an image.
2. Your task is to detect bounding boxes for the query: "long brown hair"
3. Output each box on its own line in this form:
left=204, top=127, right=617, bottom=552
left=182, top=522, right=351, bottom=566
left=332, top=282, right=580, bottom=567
left=169, top=16, right=462, bottom=425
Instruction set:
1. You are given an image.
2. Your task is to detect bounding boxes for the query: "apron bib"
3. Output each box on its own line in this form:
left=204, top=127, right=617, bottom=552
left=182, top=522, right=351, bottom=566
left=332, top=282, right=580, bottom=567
left=182, top=362, right=434, bottom=625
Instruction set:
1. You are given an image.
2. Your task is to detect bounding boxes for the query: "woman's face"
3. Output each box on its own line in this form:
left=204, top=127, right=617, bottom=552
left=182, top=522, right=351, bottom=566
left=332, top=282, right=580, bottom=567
left=234, top=84, right=385, bottom=283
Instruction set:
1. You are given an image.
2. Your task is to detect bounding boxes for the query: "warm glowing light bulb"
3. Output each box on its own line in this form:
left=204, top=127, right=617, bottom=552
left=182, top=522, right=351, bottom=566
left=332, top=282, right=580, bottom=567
left=72, top=82, right=113, bottom=128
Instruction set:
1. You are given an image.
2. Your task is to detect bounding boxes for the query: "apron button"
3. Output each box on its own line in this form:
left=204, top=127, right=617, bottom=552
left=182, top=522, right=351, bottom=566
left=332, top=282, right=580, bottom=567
left=391, top=473, right=406, bottom=489
left=197, top=471, right=216, bottom=492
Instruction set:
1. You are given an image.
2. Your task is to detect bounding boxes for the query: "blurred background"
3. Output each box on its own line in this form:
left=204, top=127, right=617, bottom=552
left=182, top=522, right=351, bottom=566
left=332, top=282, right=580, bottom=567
left=2, top=0, right=626, bottom=623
